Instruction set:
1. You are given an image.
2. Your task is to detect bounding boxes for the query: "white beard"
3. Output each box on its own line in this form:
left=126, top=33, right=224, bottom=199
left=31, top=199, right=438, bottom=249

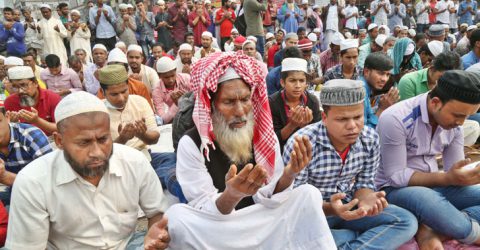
left=212, top=110, right=254, bottom=165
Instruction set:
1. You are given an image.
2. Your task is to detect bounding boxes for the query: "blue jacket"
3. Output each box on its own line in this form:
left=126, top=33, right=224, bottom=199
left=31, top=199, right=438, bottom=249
left=0, top=21, right=26, bottom=56
left=267, top=66, right=282, bottom=96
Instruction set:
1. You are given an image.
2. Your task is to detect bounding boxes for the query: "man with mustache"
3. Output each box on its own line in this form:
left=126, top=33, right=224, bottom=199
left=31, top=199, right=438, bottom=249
left=287, top=79, right=417, bottom=249
left=5, top=91, right=170, bottom=249
left=4, top=66, right=60, bottom=135
left=159, top=52, right=335, bottom=249
left=98, top=64, right=186, bottom=202
left=376, top=71, right=480, bottom=249
left=174, top=43, right=198, bottom=75
left=127, top=44, right=159, bottom=94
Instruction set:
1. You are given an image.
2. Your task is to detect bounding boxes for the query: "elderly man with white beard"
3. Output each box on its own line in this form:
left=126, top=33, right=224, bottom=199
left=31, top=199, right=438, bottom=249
left=148, top=52, right=336, bottom=249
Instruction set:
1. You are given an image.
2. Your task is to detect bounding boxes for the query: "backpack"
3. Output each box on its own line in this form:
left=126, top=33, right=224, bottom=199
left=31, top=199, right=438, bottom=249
left=172, top=91, right=196, bottom=151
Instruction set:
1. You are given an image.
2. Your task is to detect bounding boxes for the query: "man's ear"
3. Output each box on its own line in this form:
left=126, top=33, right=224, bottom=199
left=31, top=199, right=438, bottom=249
left=280, top=79, right=285, bottom=89
left=53, top=131, right=64, bottom=150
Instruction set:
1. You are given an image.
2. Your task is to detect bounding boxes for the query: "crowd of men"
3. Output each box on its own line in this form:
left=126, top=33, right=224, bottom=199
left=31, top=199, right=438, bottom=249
left=2, top=0, right=480, bottom=249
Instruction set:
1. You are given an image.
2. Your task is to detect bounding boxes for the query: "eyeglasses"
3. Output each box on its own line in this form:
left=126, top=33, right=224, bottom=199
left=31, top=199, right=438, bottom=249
left=10, top=81, right=32, bottom=92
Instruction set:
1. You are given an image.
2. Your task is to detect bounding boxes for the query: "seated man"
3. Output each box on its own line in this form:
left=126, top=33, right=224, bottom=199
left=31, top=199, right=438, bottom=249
left=193, top=31, right=221, bottom=59
left=323, top=39, right=362, bottom=83
left=269, top=58, right=320, bottom=152
left=287, top=79, right=417, bottom=249
left=266, top=46, right=303, bottom=96
left=5, top=92, right=169, bottom=249
left=376, top=70, right=480, bottom=249
left=152, top=57, right=191, bottom=125
left=0, top=102, right=52, bottom=205
left=98, top=64, right=186, bottom=202
left=127, top=44, right=160, bottom=93
left=361, top=52, right=399, bottom=128
left=4, top=66, right=60, bottom=136
left=84, top=44, right=108, bottom=95
left=146, top=43, right=173, bottom=68
left=98, top=48, right=154, bottom=109
left=40, top=54, right=83, bottom=97
left=174, top=44, right=197, bottom=75
left=162, top=51, right=336, bottom=249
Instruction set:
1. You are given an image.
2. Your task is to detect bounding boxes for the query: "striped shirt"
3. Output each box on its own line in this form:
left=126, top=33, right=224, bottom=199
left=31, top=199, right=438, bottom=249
left=0, top=123, right=52, bottom=174
left=284, top=121, right=380, bottom=202
left=320, top=49, right=341, bottom=75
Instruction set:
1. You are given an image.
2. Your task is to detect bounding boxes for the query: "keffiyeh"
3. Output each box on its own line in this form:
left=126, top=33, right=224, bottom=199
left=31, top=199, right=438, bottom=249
left=191, top=51, right=276, bottom=180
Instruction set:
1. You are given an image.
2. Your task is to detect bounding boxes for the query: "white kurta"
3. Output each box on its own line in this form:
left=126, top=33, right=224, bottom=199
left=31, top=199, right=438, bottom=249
left=69, top=25, right=93, bottom=63
left=128, top=65, right=160, bottom=94
left=38, top=17, right=68, bottom=66
left=166, top=136, right=336, bottom=249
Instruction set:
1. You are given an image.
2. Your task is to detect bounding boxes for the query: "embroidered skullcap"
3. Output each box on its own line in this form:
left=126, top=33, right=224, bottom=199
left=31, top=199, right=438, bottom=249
left=119, top=3, right=128, bottom=9
left=340, top=39, right=358, bottom=51
left=321, top=79, right=366, bottom=106
left=281, top=58, right=308, bottom=73
left=98, top=64, right=128, bottom=85
left=156, top=56, right=176, bottom=73
left=285, top=32, right=298, bottom=40
left=408, top=29, right=416, bottom=37
left=428, top=24, right=445, bottom=37
left=435, top=70, right=480, bottom=104
left=218, top=67, right=241, bottom=83
left=54, top=91, right=108, bottom=123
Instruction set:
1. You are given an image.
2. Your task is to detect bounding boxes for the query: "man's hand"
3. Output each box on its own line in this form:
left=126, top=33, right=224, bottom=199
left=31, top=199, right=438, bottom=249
left=446, top=158, right=480, bottom=186
left=284, top=136, right=312, bottom=178
left=225, top=164, right=268, bottom=200
left=378, top=87, right=399, bottom=110
left=330, top=193, right=367, bottom=221
left=123, top=14, right=130, bottom=21
left=357, top=191, right=388, bottom=217
left=289, top=106, right=306, bottom=128
left=133, top=118, right=148, bottom=139
left=36, top=25, right=41, bottom=33
left=182, top=64, right=191, bottom=74
left=117, top=123, right=136, bottom=142
left=144, top=217, right=170, bottom=250
left=103, top=9, right=108, bottom=17
left=299, top=107, right=313, bottom=127
left=97, top=8, right=102, bottom=17
left=54, top=24, right=60, bottom=32
left=285, top=12, right=291, bottom=18
left=18, top=108, right=39, bottom=123
left=130, top=73, right=142, bottom=81
left=170, top=90, right=185, bottom=105
left=0, top=159, right=6, bottom=182
left=4, top=22, right=13, bottom=30
left=6, top=111, right=20, bottom=122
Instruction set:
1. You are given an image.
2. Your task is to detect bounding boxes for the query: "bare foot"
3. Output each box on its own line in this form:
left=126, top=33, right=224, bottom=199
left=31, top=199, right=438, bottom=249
left=416, top=224, right=445, bottom=250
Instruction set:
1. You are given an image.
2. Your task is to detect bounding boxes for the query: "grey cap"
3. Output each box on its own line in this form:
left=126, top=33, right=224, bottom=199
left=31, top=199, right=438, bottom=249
left=320, top=79, right=366, bottom=106
left=428, top=24, right=446, bottom=37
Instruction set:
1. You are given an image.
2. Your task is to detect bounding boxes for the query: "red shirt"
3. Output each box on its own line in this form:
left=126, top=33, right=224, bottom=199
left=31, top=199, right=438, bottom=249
left=267, top=44, right=281, bottom=68
left=216, top=8, right=236, bottom=38
left=0, top=202, right=7, bottom=246
left=4, top=88, right=61, bottom=135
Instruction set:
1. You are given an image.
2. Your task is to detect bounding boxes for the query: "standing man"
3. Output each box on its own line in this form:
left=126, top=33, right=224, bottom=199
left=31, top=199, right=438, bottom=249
left=188, top=1, right=211, bottom=47
left=458, top=0, right=477, bottom=26
left=461, top=29, right=480, bottom=70
left=287, top=79, right=417, bottom=249
left=277, top=0, right=303, bottom=34
left=322, top=0, right=343, bottom=35
left=37, top=4, right=68, bottom=66
left=0, top=7, right=26, bottom=57
left=388, top=0, right=406, bottom=32
left=5, top=91, right=170, bottom=249
left=215, top=0, right=236, bottom=51
left=343, top=0, right=359, bottom=36
left=371, top=0, right=391, bottom=26
left=136, top=0, right=156, bottom=58
left=416, top=0, right=430, bottom=33
left=376, top=71, right=480, bottom=250
left=243, top=0, right=267, bottom=56
left=89, top=0, right=116, bottom=51
left=168, top=0, right=189, bottom=44
left=434, top=0, right=452, bottom=25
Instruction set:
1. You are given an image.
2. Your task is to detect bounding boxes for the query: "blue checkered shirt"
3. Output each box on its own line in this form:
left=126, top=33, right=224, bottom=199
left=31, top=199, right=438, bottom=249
left=0, top=123, right=52, bottom=174
left=283, top=121, right=380, bottom=202
left=323, top=64, right=362, bottom=83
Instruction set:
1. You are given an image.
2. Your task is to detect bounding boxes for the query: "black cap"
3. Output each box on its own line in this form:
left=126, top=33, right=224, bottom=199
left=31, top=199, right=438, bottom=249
left=436, top=70, right=480, bottom=104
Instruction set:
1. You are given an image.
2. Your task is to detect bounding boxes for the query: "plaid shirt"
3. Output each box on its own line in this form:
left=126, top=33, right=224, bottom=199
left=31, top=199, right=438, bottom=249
left=283, top=121, right=380, bottom=202
left=0, top=123, right=52, bottom=174
left=323, top=64, right=362, bottom=83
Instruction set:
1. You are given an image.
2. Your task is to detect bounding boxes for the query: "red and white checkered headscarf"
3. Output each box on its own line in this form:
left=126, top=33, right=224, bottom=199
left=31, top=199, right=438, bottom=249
left=191, top=51, right=276, bottom=180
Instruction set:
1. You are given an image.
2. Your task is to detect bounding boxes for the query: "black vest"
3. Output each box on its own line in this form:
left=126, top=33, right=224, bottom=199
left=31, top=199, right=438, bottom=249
left=186, top=128, right=255, bottom=210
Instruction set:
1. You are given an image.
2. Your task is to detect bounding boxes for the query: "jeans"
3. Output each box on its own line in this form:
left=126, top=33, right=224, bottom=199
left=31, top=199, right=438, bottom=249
left=126, top=231, right=146, bottom=250
left=95, top=36, right=117, bottom=51
left=150, top=152, right=187, bottom=203
left=385, top=185, right=480, bottom=244
left=328, top=205, right=417, bottom=250
left=0, top=187, right=11, bottom=206
left=264, top=25, right=275, bottom=34
left=255, top=35, right=265, bottom=57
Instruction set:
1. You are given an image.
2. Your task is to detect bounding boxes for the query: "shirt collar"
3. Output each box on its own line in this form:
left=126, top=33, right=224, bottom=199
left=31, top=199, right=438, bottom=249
left=419, top=92, right=430, bottom=124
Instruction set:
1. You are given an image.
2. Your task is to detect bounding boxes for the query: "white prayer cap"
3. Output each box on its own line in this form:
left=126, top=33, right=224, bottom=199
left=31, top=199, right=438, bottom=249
left=8, top=66, right=35, bottom=80
left=231, top=28, right=239, bottom=34
left=281, top=58, right=308, bottom=73
left=107, top=48, right=128, bottom=64
left=119, top=3, right=129, bottom=9
left=307, top=33, right=317, bottom=42
left=285, top=32, right=299, bottom=40
left=442, top=24, right=450, bottom=30
left=71, top=9, right=81, bottom=15
left=427, top=40, right=444, bottom=57
left=218, top=67, right=241, bottom=83
left=179, top=43, right=193, bottom=51
left=340, top=39, right=358, bottom=51
left=344, top=32, right=353, bottom=39
left=247, top=36, right=257, bottom=43
left=401, top=26, right=408, bottom=31
left=461, top=23, right=469, bottom=28
left=313, top=28, right=321, bottom=33
left=367, top=23, right=378, bottom=31
left=301, top=0, right=308, bottom=4
left=408, top=29, right=416, bottom=37
left=92, top=44, right=108, bottom=52
left=115, top=41, right=127, bottom=48
left=39, top=3, right=51, bottom=10
left=4, top=56, right=24, bottom=66
left=468, top=25, right=477, bottom=31
left=331, top=32, right=344, bottom=46
left=127, top=44, right=143, bottom=53
left=404, top=43, right=415, bottom=56
left=313, top=4, right=320, bottom=9
left=375, top=34, right=387, bottom=47
left=205, top=0, right=211, bottom=4
left=394, top=25, right=401, bottom=29
left=127, top=4, right=134, bottom=8
left=157, top=0, right=165, bottom=4
left=55, top=92, right=108, bottom=123
left=265, top=32, right=274, bottom=40
left=156, top=56, right=176, bottom=73
left=202, top=31, right=213, bottom=39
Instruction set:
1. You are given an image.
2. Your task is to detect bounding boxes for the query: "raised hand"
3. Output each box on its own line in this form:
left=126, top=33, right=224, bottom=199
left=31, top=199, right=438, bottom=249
left=18, top=108, right=39, bottom=123
left=225, top=164, right=268, bottom=199
left=330, top=193, right=367, bottom=221
left=133, top=118, right=148, bottom=138
left=117, top=122, right=136, bottom=142
left=285, top=136, right=312, bottom=177
left=379, top=87, right=399, bottom=110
